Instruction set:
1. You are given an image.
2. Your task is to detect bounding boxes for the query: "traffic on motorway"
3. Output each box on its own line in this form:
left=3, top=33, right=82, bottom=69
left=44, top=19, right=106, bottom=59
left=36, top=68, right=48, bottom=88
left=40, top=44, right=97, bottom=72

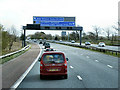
left=15, top=39, right=118, bottom=88
left=48, top=40, right=118, bottom=51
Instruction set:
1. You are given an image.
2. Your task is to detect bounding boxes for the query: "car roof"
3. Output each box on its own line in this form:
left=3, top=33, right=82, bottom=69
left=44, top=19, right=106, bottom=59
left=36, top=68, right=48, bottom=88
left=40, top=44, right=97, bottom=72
left=99, top=42, right=105, bottom=43
left=43, top=51, right=64, bottom=54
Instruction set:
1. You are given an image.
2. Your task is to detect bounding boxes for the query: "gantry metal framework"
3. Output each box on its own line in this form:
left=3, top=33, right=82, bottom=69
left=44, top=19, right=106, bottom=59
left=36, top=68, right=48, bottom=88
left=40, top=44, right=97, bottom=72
left=23, top=24, right=83, bottom=47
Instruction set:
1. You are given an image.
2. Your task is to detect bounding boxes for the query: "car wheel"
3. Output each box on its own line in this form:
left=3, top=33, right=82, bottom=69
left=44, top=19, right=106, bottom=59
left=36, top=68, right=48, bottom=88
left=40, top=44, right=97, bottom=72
left=40, top=75, right=44, bottom=79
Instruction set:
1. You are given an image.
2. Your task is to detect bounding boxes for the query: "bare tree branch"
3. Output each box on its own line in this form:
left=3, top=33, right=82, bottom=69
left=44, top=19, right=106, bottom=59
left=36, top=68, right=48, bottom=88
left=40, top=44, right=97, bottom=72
left=92, top=26, right=101, bottom=41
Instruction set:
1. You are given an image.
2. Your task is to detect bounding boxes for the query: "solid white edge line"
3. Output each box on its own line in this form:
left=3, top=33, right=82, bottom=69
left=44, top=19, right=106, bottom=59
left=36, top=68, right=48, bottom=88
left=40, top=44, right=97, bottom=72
left=70, top=66, right=74, bottom=69
left=10, top=44, right=42, bottom=89
left=107, top=65, right=113, bottom=68
left=77, top=75, right=82, bottom=80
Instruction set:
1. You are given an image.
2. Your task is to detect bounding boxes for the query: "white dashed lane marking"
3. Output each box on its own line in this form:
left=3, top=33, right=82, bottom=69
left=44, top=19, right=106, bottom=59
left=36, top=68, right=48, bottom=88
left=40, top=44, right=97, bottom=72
left=77, top=75, right=82, bottom=81
left=70, top=66, right=74, bottom=69
left=95, top=60, right=99, bottom=62
left=107, top=65, right=113, bottom=68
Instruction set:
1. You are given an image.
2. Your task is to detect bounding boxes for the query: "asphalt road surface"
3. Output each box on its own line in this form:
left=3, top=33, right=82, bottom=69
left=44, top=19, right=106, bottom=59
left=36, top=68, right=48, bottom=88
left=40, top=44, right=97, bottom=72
left=18, top=43, right=118, bottom=88
left=2, top=43, right=40, bottom=88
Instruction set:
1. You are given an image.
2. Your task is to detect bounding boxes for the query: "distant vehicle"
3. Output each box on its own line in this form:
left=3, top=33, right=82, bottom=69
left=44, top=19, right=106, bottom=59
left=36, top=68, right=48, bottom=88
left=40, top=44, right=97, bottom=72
left=34, top=39, right=37, bottom=42
left=98, top=42, right=105, bottom=47
left=39, top=41, right=42, bottom=44
left=85, top=42, right=91, bottom=45
left=39, top=39, right=42, bottom=44
left=59, top=40, right=62, bottom=42
left=44, top=48, right=55, bottom=52
left=45, top=43, right=50, bottom=48
left=38, top=51, right=69, bottom=79
left=71, top=40, right=75, bottom=43
left=43, top=42, right=46, bottom=46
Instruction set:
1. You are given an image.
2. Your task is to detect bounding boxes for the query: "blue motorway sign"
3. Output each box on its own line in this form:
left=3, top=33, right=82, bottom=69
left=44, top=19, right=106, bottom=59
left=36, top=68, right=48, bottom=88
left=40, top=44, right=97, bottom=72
left=40, top=22, right=75, bottom=26
left=33, top=17, right=64, bottom=22
left=33, top=16, right=75, bottom=26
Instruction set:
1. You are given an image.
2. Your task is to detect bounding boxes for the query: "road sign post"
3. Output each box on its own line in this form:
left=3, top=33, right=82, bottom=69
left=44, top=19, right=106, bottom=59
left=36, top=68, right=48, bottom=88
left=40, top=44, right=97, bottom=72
left=80, top=30, right=82, bottom=45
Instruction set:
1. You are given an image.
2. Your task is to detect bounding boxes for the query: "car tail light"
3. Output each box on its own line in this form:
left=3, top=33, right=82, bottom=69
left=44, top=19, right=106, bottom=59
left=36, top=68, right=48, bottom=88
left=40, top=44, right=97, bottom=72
left=40, top=64, right=43, bottom=66
left=40, top=63, right=43, bottom=70
left=64, top=64, right=67, bottom=66
left=64, top=62, right=67, bottom=72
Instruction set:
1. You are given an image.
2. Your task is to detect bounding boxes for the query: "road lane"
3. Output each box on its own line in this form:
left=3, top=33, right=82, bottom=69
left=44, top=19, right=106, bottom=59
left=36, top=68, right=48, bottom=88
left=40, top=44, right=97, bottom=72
left=18, top=43, right=118, bottom=88
left=18, top=44, right=85, bottom=88
left=50, top=43, right=118, bottom=88
left=18, top=61, right=85, bottom=88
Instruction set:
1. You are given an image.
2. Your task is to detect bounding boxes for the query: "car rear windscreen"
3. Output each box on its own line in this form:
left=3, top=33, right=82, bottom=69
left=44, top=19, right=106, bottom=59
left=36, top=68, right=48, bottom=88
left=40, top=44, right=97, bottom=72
left=43, top=54, right=64, bottom=64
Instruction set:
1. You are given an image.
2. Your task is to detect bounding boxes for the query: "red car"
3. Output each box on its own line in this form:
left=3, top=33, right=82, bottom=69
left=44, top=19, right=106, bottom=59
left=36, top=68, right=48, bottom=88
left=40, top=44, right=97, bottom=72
left=39, top=51, right=68, bottom=79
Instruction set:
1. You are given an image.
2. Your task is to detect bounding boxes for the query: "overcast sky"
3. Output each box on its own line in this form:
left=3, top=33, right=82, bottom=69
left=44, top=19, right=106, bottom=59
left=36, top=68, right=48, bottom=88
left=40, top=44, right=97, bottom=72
left=0, top=0, right=119, bottom=36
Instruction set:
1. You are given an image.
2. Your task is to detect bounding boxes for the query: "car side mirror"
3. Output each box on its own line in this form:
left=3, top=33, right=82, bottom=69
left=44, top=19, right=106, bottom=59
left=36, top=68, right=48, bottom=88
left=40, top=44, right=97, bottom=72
left=38, top=57, right=41, bottom=62
left=66, top=58, right=69, bottom=61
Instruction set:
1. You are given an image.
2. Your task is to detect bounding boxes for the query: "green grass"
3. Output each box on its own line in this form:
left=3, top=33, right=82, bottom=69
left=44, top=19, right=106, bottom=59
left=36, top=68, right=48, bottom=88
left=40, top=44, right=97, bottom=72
left=0, top=45, right=31, bottom=64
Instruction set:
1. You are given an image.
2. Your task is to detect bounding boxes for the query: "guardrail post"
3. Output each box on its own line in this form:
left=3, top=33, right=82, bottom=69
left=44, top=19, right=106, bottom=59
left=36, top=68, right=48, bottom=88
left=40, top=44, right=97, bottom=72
left=116, top=52, right=117, bottom=55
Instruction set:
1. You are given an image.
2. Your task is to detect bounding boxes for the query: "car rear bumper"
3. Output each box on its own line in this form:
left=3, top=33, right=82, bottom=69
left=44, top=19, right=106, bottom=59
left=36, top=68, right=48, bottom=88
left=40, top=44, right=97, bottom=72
left=40, top=72, right=67, bottom=76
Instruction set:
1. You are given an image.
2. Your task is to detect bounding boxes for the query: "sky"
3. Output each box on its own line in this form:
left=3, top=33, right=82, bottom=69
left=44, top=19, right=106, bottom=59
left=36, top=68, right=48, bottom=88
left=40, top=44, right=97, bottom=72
left=0, top=0, right=119, bottom=36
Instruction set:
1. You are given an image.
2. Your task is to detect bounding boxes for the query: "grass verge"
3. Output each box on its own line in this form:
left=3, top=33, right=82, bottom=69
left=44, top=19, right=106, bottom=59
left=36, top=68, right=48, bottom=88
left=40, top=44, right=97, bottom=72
left=0, top=45, right=31, bottom=64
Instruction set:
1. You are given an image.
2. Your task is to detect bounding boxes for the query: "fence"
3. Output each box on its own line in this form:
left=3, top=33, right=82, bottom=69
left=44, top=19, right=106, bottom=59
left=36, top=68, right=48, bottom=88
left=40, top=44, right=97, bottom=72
left=48, top=40, right=120, bottom=56
left=0, top=45, right=30, bottom=59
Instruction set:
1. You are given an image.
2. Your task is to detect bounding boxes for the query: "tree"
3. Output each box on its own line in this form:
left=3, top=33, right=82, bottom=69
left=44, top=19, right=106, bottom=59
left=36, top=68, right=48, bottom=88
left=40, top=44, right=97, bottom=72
left=76, top=31, right=79, bottom=40
left=112, top=21, right=120, bottom=31
left=88, top=32, right=96, bottom=42
left=105, top=28, right=112, bottom=40
left=46, top=34, right=52, bottom=40
left=8, top=35, right=14, bottom=51
left=112, top=22, right=119, bottom=41
left=0, top=24, right=4, bottom=31
left=20, top=34, right=24, bottom=40
left=9, top=25, right=18, bottom=42
left=6, top=26, right=19, bottom=51
left=69, top=32, right=76, bottom=40
left=54, top=35, right=60, bottom=40
left=0, top=24, right=11, bottom=53
left=30, top=32, right=46, bottom=39
left=82, top=31, right=88, bottom=40
left=92, top=26, right=101, bottom=41
left=2, top=31, right=10, bottom=50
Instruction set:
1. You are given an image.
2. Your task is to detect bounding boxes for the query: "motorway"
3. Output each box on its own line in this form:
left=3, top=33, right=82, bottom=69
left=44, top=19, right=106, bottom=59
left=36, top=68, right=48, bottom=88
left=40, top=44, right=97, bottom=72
left=17, top=42, right=118, bottom=88
left=59, top=41, right=119, bottom=51
left=2, top=43, right=40, bottom=88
